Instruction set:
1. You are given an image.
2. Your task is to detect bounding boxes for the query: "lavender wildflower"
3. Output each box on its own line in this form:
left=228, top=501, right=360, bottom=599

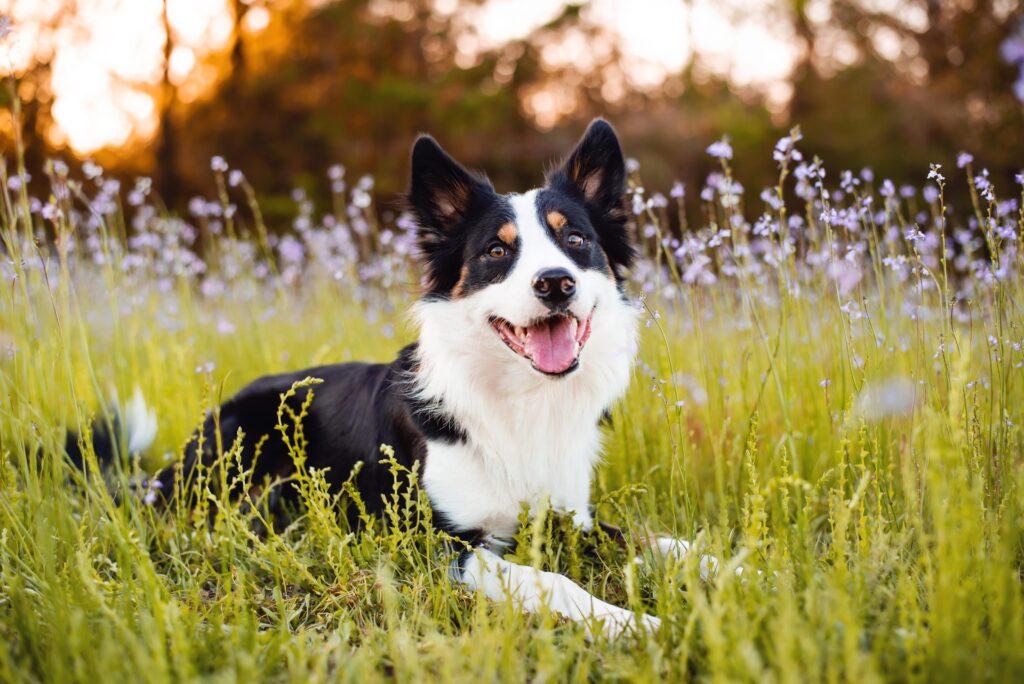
left=278, top=235, right=305, bottom=264
left=706, top=138, right=733, bottom=160
left=1001, top=19, right=1024, bottom=102
left=83, top=160, right=103, bottom=180
left=905, top=226, right=926, bottom=244
left=773, top=131, right=802, bottom=166
left=142, top=479, right=163, bottom=506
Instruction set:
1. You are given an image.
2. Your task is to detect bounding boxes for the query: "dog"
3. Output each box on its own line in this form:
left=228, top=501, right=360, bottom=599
left=67, top=119, right=712, bottom=638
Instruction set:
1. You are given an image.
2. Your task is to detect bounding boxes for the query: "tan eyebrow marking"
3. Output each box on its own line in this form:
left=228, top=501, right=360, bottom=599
left=497, top=222, right=518, bottom=245
left=546, top=211, right=567, bottom=230
left=451, top=265, right=470, bottom=298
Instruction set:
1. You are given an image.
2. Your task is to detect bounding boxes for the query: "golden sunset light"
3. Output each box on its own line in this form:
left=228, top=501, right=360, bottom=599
left=4, top=0, right=801, bottom=154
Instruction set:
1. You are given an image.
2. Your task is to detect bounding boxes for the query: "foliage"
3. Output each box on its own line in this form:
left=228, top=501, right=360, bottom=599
left=5, top=1, right=1023, bottom=214
left=1, top=125, right=1024, bottom=681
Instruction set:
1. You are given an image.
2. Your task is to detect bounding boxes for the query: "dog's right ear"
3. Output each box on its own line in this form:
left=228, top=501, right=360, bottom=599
left=407, top=135, right=491, bottom=237
left=406, top=135, right=493, bottom=293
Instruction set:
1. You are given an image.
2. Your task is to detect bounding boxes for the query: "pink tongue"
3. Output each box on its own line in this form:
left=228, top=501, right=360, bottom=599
left=525, top=317, right=577, bottom=373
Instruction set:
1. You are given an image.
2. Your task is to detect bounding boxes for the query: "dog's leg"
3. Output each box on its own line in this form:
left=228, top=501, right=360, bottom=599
left=457, top=547, right=659, bottom=639
left=588, top=520, right=721, bottom=581
left=646, top=536, right=720, bottom=580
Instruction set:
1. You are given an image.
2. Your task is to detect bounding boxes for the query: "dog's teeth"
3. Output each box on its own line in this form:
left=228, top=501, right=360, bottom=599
left=515, top=325, right=525, bottom=339
left=569, top=318, right=578, bottom=338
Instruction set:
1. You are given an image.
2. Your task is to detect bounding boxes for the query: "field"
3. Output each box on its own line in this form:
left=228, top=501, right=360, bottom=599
left=1, top=136, right=1023, bottom=682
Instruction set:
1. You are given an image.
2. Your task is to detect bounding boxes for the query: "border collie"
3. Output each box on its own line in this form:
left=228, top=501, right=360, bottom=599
left=69, top=119, right=712, bottom=638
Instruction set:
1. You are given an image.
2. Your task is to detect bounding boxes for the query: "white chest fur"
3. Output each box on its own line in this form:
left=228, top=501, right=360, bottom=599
left=412, top=291, right=637, bottom=539
left=422, top=414, right=602, bottom=537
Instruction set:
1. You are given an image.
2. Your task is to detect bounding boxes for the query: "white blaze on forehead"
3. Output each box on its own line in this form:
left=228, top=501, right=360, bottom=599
left=508, top=190, right=578, bottom=281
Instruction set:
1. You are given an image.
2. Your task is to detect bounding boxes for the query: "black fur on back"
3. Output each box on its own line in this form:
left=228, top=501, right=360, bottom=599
left=152, top=344, right=481, bottom=544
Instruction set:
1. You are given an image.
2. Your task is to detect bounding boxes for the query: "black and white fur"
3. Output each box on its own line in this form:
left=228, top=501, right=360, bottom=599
left=71, top=120, right=712, bottom=638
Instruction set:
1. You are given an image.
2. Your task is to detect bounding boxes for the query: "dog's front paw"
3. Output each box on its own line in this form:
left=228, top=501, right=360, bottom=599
left=650, top=537, right=721, bottom=581
left=593, top=609, right=661, bottom=640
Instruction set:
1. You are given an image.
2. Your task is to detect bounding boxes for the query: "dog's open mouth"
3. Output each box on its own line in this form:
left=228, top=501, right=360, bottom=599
left=489, top=310, right=593, bottom=376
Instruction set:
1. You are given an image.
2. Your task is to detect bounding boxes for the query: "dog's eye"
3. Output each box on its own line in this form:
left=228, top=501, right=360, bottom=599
left=487, top=243, right=507, bottom=258
left=566, top=232, right=586, bottom=248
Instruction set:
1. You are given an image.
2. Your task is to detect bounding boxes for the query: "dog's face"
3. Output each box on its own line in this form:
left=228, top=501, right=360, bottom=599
left=407, top=119, right=635, bottom=379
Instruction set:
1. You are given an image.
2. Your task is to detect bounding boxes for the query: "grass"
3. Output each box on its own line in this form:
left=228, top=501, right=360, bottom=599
left=1, top=135, right=1023, bottom=682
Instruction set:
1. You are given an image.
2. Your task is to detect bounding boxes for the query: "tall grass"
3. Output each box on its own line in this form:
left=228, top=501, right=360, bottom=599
left=1, top=127, right=1022, bottom=681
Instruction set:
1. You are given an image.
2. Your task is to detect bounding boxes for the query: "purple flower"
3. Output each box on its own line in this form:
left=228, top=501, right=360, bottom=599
left=760, top=188, right=783, bottom=211
left=142, top=479, right=163, bottom=506
left=83, top=160, right=103, bottom=179
left=905, top=226, right=926, bottom=243
left=1002, top=31, right=1024, bottom=63
left=216, top=318, right=236, bottom=335
left=278, top=234, right=305, bottom=264
left=228, top=169, right=245, bottom=187
left=670, top=181, right=685, bottom=199
left=957, top=152, right=973, bottom=169
left=211, top=156, right=228, bottom=173
left=706, top=139, right=733, bottom=160
left=773, top=132, right=803, bottom=165
left=41, top=202, right=61, bottom=221
left=975, top=172, right=990, bottom=189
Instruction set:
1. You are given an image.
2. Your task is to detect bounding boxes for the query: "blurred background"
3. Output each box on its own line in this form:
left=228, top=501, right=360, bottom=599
left=2, top=0, right=1023, bottom=220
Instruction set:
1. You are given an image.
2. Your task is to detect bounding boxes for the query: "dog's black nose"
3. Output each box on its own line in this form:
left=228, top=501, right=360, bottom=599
left=532, top=268, right=576, bottom=306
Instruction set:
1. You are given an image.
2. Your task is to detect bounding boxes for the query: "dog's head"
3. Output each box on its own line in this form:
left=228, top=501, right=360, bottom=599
left=407, top=119, right=635, bottom=380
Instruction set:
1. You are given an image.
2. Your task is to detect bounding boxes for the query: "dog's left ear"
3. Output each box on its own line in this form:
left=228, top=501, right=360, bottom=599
left=548, top=119, right=634, bottom=278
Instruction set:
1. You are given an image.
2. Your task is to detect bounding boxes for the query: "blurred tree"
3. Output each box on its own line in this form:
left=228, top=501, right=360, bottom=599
left=0, top=2, right=80, bottom=185
left=155, top=0, right=180, bottom=202
left=4, top=0, right=1022, bottom=224
left=787, top=0, right=1024, bottom=190
left=176, top=0, right=530, bottom=215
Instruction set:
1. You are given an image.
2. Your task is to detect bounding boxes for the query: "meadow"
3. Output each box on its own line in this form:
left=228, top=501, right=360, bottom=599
left=1, top=131, right=1023, bottom=682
